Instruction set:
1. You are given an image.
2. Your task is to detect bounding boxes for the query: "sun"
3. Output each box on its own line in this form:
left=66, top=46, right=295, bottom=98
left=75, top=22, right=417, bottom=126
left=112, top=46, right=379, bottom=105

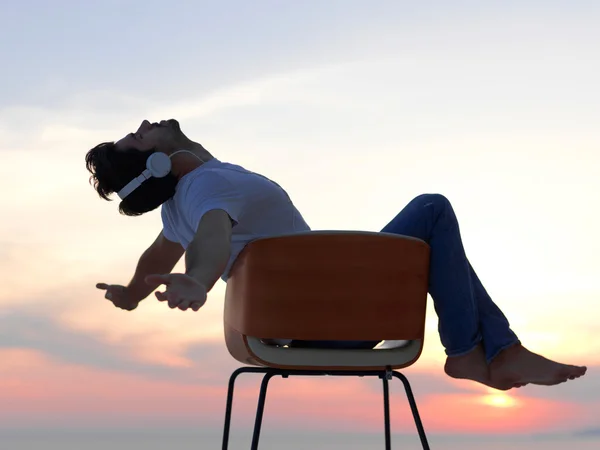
left=480, top=392, right=520, bottom=408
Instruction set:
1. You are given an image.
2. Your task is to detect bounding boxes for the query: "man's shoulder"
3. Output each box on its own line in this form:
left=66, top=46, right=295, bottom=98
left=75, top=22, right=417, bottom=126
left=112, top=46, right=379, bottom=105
left=180, top=158, right=279, bottom=200
left=175, top=168, right=238, bottom=208
left=184, top=167, right=234, bottom=192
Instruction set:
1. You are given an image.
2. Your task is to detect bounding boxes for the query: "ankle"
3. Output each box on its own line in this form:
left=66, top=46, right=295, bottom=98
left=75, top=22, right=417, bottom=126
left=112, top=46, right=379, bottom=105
left=490, top=342, right=522, bottom=366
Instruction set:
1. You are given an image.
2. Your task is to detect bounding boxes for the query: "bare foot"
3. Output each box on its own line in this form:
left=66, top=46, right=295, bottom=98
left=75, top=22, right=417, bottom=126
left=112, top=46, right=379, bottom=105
left=444, top=344, right=517, bottom=391
left=489, top=343, right=587, bottom=387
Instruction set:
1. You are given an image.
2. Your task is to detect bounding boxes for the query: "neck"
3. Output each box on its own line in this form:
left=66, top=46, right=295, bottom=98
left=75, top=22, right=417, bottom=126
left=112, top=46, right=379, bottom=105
left=170, top=140, right=215, bottom=180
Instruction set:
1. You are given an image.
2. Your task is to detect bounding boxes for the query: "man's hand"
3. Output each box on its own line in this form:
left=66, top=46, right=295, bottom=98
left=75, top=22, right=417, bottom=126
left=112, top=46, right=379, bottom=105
left=96, top=283, right=139, bottom=311
left=145, top=273, right=207, bottom=311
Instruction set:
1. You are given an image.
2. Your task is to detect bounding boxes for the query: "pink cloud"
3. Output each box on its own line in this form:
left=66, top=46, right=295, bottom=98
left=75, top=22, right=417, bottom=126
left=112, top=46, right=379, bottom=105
left=1, top=347, right=595, bottom=436
left=0, top=348, right=227, bottom=428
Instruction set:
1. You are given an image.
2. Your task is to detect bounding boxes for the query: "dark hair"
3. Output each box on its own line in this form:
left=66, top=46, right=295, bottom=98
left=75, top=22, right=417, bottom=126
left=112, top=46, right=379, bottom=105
left=85, top=142, right=178, bottom=216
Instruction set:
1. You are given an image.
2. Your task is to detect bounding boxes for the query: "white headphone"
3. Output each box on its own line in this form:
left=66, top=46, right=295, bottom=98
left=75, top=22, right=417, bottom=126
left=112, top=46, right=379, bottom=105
left=117, top=150, right=204, bottom=200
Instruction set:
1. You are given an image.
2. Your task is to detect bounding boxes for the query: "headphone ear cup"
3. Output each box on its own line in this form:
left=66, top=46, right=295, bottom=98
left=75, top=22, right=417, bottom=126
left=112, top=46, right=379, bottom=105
left=146, top=152, right=172, bottom=178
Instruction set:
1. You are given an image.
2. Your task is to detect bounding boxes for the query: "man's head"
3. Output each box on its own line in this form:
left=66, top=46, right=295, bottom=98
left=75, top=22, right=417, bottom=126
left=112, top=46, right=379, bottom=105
left=85, top=119, right=189, bottom=216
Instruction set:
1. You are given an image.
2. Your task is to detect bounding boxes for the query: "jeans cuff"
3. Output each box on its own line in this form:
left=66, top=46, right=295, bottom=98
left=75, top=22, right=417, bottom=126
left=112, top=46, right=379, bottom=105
left=486, top=339, right=521, bottom=364
left=445, top=334, right=483, bottom=358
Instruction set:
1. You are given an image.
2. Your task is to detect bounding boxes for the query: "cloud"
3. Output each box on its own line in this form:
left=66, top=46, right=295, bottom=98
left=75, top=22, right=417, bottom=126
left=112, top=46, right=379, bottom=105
left=1, top=299, right=599, bottom=434
left=3, top=343, right=595, bottom=435
left=518, top=369, right=600, bottom=404
left=0, top=348, right=230, bottom=429
left=0, top=60, right=355, bottom=152
left=0, top=310, right=208, bottom=377
left=0, top=274, right=229, bottom=364
left=574, top=427, right=600, bottom=438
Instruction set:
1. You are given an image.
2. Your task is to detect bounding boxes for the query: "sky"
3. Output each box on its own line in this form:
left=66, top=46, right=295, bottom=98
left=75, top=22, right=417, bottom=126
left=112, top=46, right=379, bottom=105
left=1, top=0, right=599, bottom=448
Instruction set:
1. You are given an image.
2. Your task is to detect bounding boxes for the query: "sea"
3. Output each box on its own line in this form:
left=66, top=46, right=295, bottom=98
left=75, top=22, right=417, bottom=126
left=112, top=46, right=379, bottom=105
left=1, top=428, right=599, bottom=450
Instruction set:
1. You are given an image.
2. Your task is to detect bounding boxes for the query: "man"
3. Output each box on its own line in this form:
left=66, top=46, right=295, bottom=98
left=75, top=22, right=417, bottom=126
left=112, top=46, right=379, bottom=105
left=86, top=119, right=587, bottom=391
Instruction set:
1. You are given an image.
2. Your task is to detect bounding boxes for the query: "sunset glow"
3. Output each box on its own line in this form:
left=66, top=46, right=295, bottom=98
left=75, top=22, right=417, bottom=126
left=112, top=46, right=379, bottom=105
left=480, top=392, right=520, bottom=409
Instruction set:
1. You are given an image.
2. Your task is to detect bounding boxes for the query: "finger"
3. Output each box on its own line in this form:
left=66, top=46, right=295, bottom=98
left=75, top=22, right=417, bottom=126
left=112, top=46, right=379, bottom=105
left=145, top=274, right=170, bottom=285
left=96, top=283, right=108, bottom=290
left=155, top=291, right=168, bottom=301
left=105, top=291, right=113, bottom=300
left=178, top=301, right=190, bottom=311
left=191, top=302, right=201, bottom=312
left=167, top=294, right=182, bottom=309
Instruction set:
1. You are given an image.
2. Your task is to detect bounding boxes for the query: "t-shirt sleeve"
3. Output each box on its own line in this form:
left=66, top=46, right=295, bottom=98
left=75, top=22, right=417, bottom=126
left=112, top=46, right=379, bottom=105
left=183, top=172, right=244, bottom=230
left=160, top=205, right=179, bottom=243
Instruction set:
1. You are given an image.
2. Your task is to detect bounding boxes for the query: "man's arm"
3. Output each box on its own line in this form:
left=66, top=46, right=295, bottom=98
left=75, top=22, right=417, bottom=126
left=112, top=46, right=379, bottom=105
left=185, top=209, right=232, bottom=292
left=126, top=231, right=185, bottom=302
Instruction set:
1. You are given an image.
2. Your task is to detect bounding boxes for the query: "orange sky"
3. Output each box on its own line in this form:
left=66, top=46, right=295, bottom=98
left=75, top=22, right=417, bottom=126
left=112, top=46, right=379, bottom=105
left=0, top=211, right=598, bottom=435
left=1, top=345, right=597, bottom=434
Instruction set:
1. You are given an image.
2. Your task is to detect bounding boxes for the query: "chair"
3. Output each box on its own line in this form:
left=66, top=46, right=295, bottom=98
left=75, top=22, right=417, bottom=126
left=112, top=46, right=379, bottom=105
left=221, top=231, right=431, bottom=450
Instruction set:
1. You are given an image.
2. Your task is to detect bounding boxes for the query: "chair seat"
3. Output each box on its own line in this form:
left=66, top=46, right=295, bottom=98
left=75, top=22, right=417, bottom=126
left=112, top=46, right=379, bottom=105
left=247, top=337, right=419, bottom=369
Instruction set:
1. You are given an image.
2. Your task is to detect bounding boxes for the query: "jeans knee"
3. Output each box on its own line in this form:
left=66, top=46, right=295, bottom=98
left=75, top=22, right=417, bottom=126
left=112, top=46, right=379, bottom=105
left=413, top=193, right=450, bottom=209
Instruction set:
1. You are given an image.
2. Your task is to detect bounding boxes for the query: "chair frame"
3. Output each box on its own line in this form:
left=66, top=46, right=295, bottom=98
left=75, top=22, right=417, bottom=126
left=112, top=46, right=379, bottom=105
left=221, top=365, right=430, bottom=450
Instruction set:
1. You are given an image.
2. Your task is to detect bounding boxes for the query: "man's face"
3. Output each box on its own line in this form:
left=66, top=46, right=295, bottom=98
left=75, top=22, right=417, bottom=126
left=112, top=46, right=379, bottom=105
left=115, top=119, right=182, bottom=152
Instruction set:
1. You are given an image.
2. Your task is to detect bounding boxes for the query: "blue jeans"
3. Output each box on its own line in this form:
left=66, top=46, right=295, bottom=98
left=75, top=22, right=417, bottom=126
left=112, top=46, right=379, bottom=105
left=290, top=194, right=520, bottom=363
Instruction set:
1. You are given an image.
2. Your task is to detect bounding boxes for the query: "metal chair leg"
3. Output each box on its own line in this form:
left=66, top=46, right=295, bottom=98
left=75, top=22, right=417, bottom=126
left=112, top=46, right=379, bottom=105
left=392, top=372, right=430, bottom=450
left=250, top=371, right=278, bottom=450
left=382, top=376, right=392, bottom=450
left=222, top=367, right=430, bottom=450
left=222, top=367, right=269, bottom=450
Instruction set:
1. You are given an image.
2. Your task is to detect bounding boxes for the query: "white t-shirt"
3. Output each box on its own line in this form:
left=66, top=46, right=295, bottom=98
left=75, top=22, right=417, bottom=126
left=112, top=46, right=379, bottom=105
left=160, top=158, right=311, bottom=281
